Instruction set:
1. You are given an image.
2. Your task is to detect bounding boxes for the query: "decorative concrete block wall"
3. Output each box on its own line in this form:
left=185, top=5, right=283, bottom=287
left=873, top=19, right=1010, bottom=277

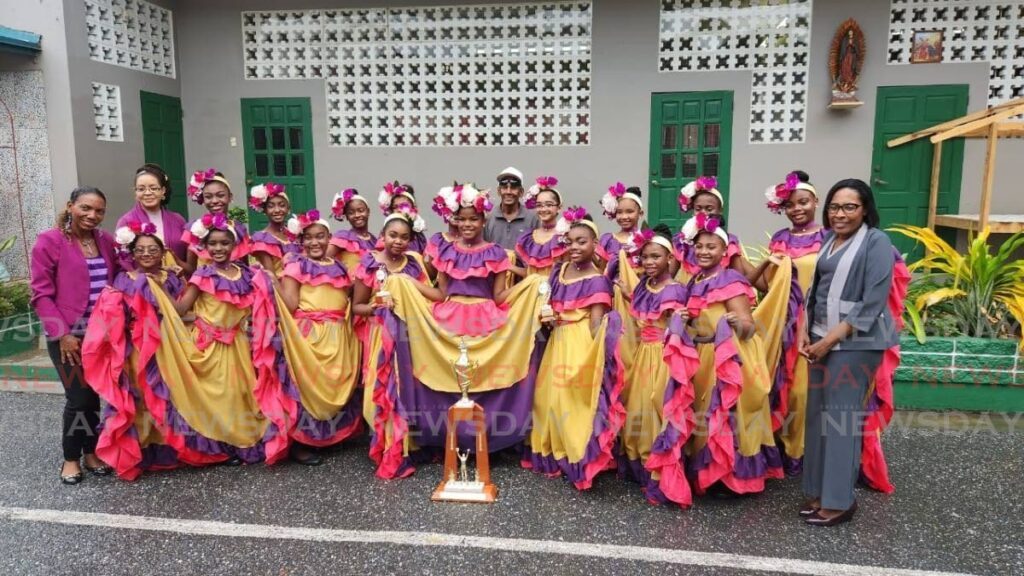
left=897, top=337, right=1022, bottom=386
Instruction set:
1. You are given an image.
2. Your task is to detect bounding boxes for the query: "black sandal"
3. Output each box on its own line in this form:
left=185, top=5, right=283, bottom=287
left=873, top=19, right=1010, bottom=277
left=60, top=462, right=84, bottom=485
left=83, top=462, right=112, bottom=476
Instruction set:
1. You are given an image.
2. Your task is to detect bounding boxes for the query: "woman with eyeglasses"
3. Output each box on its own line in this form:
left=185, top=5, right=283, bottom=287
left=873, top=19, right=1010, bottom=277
left=672, top=176, right=760, bottom=286
left=514, top=176, right=566, bottom=278
left=116, top=164, right=188, bottom=268
left=798, top=178, right=908, bottom=526
left=81, top=225, right=185, bottom=480
left=31, top=186, right=120, bottom=484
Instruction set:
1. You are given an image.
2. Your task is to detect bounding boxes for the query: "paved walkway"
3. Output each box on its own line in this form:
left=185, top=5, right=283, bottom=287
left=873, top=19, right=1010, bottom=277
left=0, top=392, right=1020, bottom=575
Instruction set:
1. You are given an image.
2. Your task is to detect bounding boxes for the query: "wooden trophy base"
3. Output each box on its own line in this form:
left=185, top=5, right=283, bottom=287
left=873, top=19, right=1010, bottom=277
left=431, top=480, right=498, bottom=503
left=431, top=399, right=498, bottom=504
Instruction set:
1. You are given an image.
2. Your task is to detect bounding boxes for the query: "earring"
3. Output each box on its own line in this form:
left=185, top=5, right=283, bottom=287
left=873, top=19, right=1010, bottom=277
left=63, top=212, right=72, bottom=234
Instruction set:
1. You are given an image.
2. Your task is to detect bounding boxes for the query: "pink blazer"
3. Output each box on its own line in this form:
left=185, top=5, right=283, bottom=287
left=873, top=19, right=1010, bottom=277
left=30, top=228, right=120, bottom=339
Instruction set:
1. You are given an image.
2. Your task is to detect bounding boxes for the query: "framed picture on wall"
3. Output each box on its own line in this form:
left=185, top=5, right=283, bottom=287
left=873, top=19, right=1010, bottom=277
left=910, top=30, right=943, bottom=63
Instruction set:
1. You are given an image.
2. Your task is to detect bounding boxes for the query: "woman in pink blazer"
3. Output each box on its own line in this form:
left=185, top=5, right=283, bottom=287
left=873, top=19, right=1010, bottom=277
left=30, top=186, right=120, bottom=485
left=115, top=163, right=188, bottom=266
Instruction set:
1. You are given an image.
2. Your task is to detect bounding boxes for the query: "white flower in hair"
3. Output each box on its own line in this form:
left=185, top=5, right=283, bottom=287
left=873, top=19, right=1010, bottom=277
left=190, top=218, right=209, bottom=239
left=411, top=213, right=427, bottom=233
left=377, top=189, right=392, bottom=211
left=114, top=226, right=136, bottom=246
left=285, top=215, right=303, bottom=237
left=680, top=216, right=699, bottom=243
left=600, top=194, right=618, bottom=219
left=249, top=184, right=268, bottom=202
left=554, top=216, right=571, bottom=236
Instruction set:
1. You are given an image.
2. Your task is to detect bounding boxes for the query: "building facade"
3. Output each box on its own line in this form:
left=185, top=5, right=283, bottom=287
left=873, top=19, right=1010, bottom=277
left=1, top=0, right=1022, bottom=277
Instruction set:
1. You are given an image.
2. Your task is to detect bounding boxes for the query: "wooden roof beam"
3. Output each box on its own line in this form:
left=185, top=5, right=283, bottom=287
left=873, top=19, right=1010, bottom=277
left=886, top=97, right=1024, bottom=148
left=930, top=104, right=1024, bottom=143
left=961, top=122, right=1024, bottom=138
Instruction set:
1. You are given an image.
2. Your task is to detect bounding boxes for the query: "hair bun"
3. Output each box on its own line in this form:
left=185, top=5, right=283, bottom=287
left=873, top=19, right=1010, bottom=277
left=626, top=186, right=643, bottom=198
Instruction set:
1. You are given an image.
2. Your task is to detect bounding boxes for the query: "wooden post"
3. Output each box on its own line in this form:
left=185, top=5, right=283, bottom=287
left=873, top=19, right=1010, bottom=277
left=928, top=141, right=942, bottom=230
left=979, top=123, right=998, bottom=232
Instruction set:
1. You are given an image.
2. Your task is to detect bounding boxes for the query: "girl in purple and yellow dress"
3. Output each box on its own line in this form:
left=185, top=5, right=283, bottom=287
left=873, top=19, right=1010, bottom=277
left=425, top=186, right=462, bottom=280
left=83, top=226, right=185, bottom=480
left=523, top=209, right=625, bottom=490
left=618, top=225, right=698, bottom=507
left=180, top=168, right=251, bottom=273
left=148, top=216, right=290, bottom=466
left=431, top=184, right=512, bottom=337
left=249, top=182, right=300, bottom=277
left=274, top=210, right=363, bottom=466
left=682, top=215, right=783, bottom=496
left=377, top=181, right=428, bottom=254
left=598, top=182, right=646, bottom=375
left=750, top=170, right=827, bottom=475
left=352, top=209, right=439, bottom=478
left=361, top=187, right=544, bottom=479
left=672, top=176, right=757, bottom=285
left=327, top=188, right=377, bottom=273
left=514, top=176, right=566, bottom=279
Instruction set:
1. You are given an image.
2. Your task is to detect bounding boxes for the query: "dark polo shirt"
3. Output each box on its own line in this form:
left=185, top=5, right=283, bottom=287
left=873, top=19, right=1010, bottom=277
left=484, top=206, right=539, bottom=250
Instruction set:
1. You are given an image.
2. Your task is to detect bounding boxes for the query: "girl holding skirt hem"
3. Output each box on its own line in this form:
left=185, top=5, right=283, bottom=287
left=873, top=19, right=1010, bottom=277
left=618, top=224, right=698, bottom=507
left=151, top=219, right=290, bottom=466
left=275, top=211, right=364, bottom=466
left=683, top=215, right=783, bottom=496
left=522, top=208, right=625, bottom=490
left=83, top=228, right=184, bottom=480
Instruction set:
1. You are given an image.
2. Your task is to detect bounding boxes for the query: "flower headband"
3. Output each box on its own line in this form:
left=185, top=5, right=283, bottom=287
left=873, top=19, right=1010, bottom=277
left=681, top=212, right=729, bottom=245
left=248, top=182, right=288, bottom=211
left=186, top=168, right=231, bottom=205
left=383, top=204, right=427, bottom=234
left=764, top=172, right=817, bottom=214
left=189, top=212, right=237, bottom=241
left=286, top=209, right=330, bottom=238
left=554, top=206, right=598, bottom=242
left=378, top=181, right=415, bottom=215
left=678, top=176, right=722, bottom=213
left=114, top=221, right=158, bottom=253
left=600, top=182, right=643, bottom=220
left=524, top=176, right=560, bottom=209
left=331, top=188, right=368, bottom=221
left=436, top=182, right=494, bottom=217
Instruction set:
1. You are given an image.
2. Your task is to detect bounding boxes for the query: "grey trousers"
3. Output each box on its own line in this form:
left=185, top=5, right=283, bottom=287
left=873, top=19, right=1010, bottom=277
left=802, top=349, right=883, bottom=510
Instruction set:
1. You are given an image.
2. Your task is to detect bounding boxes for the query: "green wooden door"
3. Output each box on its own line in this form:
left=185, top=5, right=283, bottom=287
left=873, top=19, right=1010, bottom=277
left=649, top=91, right=733, bottom=231
left=140, top=91, right=188, bottom=218
left=240, top=98, right=316, bottom=229
left=870, top=85, right=967, bottom=258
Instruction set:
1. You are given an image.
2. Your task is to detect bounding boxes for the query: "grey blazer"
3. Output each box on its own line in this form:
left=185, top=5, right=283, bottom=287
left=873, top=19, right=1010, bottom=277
left=806, top=226, right=899, bottom=351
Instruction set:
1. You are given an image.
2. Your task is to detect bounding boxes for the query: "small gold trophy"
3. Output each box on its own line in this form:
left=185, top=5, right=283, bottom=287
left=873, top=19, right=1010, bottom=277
left=538, top=279, right=556, bottom=324
left=374, top=268, right=392, bottom=307
left=431, top=337, right=498, bottom=503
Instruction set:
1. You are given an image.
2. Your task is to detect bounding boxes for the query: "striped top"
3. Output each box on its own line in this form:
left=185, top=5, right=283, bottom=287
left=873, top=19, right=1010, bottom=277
left=72, top=256, right=109, bottom=335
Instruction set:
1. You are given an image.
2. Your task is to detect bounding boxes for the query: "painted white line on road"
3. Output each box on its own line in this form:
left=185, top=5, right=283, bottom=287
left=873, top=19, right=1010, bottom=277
left=1, top=506, right=977, bottom=576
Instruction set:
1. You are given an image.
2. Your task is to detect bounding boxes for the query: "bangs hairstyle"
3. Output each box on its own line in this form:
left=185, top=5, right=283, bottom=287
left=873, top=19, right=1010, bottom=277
left=822, top=178, right=879, bottom=229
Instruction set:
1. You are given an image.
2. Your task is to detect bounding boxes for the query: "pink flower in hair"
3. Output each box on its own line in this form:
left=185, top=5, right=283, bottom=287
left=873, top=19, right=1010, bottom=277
left=187, top=168, right=218, bottom=205
left=695, top=176, right=717, bottom=191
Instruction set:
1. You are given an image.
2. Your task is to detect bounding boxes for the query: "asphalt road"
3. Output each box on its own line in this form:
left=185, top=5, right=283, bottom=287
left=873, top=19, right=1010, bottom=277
left=0, top=392, right=1020, bottom=575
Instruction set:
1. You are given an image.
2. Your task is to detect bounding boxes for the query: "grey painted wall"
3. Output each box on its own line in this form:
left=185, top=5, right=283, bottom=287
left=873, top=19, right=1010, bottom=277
left=168, top=0, right=1024, bottom=242
left=61, top=0, right=182, bottom=226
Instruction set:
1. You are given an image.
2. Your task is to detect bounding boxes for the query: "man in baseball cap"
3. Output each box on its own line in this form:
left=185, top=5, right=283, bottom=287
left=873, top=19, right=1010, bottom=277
left=484, top=166, right=538, bottom=250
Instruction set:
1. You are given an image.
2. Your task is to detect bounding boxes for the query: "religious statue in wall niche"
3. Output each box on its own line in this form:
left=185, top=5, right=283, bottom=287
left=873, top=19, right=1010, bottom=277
left=828, top=19, right=865, bottom=109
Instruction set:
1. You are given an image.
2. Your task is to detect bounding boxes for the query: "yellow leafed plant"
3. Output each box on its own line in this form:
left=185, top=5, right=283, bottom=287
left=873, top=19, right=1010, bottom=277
left=889, top=225, right=1024, bottom=345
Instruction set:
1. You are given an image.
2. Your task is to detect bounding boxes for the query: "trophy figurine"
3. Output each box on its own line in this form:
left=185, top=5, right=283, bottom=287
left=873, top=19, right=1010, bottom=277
left=374, top=268, right=392, bottom=307
left=431, top=337, right=498, bottom=503
left=538, top=279, right=556, bottom=324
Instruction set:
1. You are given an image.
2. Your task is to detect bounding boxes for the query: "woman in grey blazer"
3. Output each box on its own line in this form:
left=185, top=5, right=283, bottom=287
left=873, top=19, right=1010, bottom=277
left=799, top=179, right=899, bottom=526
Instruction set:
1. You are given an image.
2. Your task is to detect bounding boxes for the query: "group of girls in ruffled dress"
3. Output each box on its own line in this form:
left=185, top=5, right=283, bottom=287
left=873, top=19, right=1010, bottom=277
left=73, top=164, right=904, bottom=524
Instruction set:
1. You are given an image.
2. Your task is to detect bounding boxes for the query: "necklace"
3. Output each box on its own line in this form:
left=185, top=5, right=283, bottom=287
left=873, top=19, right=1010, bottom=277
left=573, top=260, right=593, bottom=272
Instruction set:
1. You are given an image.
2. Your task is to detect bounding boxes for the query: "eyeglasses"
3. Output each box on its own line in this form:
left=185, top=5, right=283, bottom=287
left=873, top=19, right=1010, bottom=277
left=134, top=186, right=163, bottom=194
left=498, top=179, right=521, bottom=187
left=826, top=203, right=862, bottom=214
left=132, top=247, right=163, bottom=256
left=535, top=202, right=559, bottom=209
